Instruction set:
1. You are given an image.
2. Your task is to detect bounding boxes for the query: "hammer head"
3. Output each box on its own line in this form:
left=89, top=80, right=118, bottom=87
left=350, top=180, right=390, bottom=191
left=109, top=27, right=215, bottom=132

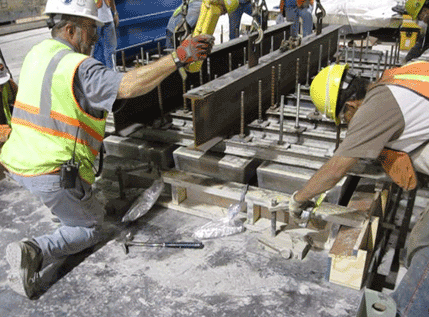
left=116, top=230, right=133, bottom=255
left=122, top=243, right=129, bottom=255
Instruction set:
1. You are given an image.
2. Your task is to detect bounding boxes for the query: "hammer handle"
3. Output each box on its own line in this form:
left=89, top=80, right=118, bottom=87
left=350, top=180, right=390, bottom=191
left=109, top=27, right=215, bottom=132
left=128, top=241, right=204, bottom=249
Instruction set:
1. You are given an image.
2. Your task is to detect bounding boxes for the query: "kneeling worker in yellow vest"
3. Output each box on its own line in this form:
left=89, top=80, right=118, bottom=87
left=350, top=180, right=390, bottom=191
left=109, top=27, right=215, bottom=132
left=0, top=0, right=214, bottom=300
left=290, top=61, right=429, bottom=315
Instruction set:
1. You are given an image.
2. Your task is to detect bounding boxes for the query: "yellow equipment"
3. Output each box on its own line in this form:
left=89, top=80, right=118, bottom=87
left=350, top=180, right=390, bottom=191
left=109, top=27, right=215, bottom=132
left=400, top=14, right=421, bottom=50
left=405, top=0, right=426, bottom=20
left=186, top=0, right=239, bottom=73
left=309, top=64, right=349, bottom=125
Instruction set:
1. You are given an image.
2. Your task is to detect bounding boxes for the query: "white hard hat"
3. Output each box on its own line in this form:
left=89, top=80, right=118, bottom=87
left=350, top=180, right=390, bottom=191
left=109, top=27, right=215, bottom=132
left=44, top=0, right=104, bottom=27
left=0, top=56, right=11, bottom=85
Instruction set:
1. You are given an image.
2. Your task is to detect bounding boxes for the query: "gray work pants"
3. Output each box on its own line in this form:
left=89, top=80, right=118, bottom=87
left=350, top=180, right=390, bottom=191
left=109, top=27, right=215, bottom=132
left=9, top=172, right=105, bottom=268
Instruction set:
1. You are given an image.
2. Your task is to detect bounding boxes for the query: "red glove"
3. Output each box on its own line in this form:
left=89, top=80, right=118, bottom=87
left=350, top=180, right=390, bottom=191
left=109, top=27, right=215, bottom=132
left=174, top=34, right=215, bottom=67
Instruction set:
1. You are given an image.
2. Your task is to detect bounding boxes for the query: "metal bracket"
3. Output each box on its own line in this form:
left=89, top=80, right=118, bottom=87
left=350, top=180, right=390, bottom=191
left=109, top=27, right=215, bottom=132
left=315, top=0, right=326, bottom=35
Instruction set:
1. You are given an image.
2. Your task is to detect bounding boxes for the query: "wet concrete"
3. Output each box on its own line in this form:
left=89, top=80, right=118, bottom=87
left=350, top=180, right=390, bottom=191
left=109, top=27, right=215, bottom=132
left=0, top=176, right=362, bottom=316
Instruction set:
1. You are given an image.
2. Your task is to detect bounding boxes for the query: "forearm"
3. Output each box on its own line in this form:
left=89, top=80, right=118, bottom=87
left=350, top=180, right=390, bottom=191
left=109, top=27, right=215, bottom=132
left=117, top=54, right=177, bottom=99
left=295, top=156, right=358, bottom=202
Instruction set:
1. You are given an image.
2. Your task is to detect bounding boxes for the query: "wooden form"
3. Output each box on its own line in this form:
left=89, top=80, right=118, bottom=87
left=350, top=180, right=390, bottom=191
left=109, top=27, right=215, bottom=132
left=161, top=169, right=290, bottom=224
left=327, top=190, right=383, bottom=290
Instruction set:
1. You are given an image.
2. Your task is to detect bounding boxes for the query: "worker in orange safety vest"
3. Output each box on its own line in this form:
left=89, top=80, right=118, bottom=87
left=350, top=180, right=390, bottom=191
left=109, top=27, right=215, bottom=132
left=290, top=61, right=429, bottom=316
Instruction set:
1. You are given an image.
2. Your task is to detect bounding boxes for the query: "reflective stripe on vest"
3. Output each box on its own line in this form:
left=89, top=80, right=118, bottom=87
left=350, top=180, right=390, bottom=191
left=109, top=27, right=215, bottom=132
left=173, top=0, right=196, bottom=17
left=0, top=39, right=106, bottom=184
left=374, top=61, right=429, bottom=99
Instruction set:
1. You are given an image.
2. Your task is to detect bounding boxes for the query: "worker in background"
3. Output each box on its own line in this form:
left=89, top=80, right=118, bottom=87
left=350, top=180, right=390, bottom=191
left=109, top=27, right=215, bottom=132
left=405, top=0, right=429, bottom=62
left=166, top=0, right=203, bottom=49
left=166, top=0, right=244, bottom=48
left=229, top=0, right=252, bottom=40
left=0, top=0, right=214, bottom=300
left=290, top=62, right=429, bottom=315
left=0, top=55, right=17, bottom=179
left=277, top=0, right=313, bottom=37
left=93, top=0, right=119, bottom=68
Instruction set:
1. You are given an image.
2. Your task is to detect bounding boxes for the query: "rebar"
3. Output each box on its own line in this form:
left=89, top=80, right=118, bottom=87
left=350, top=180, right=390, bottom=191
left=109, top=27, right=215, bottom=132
left=183, top=80, right=188, bottom=111
left=384, top=50, right=389, bottom=71
left=199, top=69, right=203, bottom=86
left=318, top=44, right=323, bottom=72
left=243, top=47, right=247, bottom=65
left=258, top=79, right=263, bottom=123
left=122, top=51, right=126, bottom=72
left=306, top=51, right=311, bottom=87
left=278, top=95, right=285, bottom=145
left=295, top=84, right=301, bottom=129
left=240, top=91, right=245, bottom=138
left=271, top=65, right=276, bottom=108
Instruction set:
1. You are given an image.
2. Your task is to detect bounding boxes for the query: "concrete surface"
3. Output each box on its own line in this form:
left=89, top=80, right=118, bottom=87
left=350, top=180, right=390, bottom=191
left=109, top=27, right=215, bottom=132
left=0, top=176, right=362, bottom=316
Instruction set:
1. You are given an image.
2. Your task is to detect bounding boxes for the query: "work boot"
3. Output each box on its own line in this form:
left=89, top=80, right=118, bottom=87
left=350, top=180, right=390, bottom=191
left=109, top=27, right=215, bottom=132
left=6, top=239, right=43, bottom=299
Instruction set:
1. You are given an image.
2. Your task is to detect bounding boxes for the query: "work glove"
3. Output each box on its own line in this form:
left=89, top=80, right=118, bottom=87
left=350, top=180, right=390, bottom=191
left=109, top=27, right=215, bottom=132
left=288, top=191, right=315, bottom=221
left=173, top=34, right=215, bottom=68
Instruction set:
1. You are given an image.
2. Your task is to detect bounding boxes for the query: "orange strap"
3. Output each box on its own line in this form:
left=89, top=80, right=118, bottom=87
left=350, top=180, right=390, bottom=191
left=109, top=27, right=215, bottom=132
left=297, top=0, right=314, bottom=8
left=378, top=148, right=417, bottom=190
left=0, top=124, right=11, bottom=143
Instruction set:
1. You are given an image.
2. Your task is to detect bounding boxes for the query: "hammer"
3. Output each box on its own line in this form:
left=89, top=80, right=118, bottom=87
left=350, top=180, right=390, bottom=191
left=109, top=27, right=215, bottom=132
left=119, top=232, right=204, bottom=254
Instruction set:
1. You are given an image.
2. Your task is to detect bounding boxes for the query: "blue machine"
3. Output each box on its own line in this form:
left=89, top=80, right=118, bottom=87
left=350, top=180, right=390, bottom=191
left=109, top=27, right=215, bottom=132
left=115, top=0, right=182, bottom=61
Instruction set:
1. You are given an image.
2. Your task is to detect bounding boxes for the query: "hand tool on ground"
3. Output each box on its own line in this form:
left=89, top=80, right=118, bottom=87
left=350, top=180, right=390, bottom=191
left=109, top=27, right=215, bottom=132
left=122, top=240, right=204, bottom=254
left=119, top=232, right=204, bottom=254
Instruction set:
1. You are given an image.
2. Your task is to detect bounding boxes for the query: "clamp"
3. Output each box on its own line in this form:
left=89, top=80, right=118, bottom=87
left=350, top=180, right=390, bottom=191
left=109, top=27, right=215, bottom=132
left=314, top=0, right=326, bottom=35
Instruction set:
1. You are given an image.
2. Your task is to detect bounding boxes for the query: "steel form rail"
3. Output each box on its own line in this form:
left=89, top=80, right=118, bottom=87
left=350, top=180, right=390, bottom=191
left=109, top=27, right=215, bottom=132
left=113, top=23, right=292, bottom=133
left=184, top=25, right=342, bottom=146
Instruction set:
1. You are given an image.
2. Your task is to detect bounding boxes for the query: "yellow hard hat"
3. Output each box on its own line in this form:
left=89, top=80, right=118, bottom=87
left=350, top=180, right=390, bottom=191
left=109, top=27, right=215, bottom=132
left=405, top=0, right=426, bottom=20
left=223, top=0, right=240, bottom=14
left=310, top=64, right=349, bottom=125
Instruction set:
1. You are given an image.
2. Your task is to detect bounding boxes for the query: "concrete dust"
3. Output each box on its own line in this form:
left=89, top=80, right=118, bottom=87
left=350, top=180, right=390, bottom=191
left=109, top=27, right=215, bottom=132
left=0, top=178, right=361, bottom=316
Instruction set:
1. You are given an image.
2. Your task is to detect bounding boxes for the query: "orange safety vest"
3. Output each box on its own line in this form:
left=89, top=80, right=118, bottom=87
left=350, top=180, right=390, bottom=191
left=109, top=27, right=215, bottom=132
left=371, top=61, right=429, bottom=190
left=372, top=61, right=429, bottom=99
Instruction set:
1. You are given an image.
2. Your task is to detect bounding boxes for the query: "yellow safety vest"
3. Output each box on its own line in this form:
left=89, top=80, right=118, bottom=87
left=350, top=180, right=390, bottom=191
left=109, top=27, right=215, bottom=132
left=0, top=39, right=107, bottom=184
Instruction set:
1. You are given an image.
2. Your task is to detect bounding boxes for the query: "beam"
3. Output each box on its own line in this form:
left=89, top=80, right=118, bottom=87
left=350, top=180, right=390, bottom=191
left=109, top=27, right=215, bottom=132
left=113, top=23, right=292, bottom=133
left=184, top=25, right=341, bottom=146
